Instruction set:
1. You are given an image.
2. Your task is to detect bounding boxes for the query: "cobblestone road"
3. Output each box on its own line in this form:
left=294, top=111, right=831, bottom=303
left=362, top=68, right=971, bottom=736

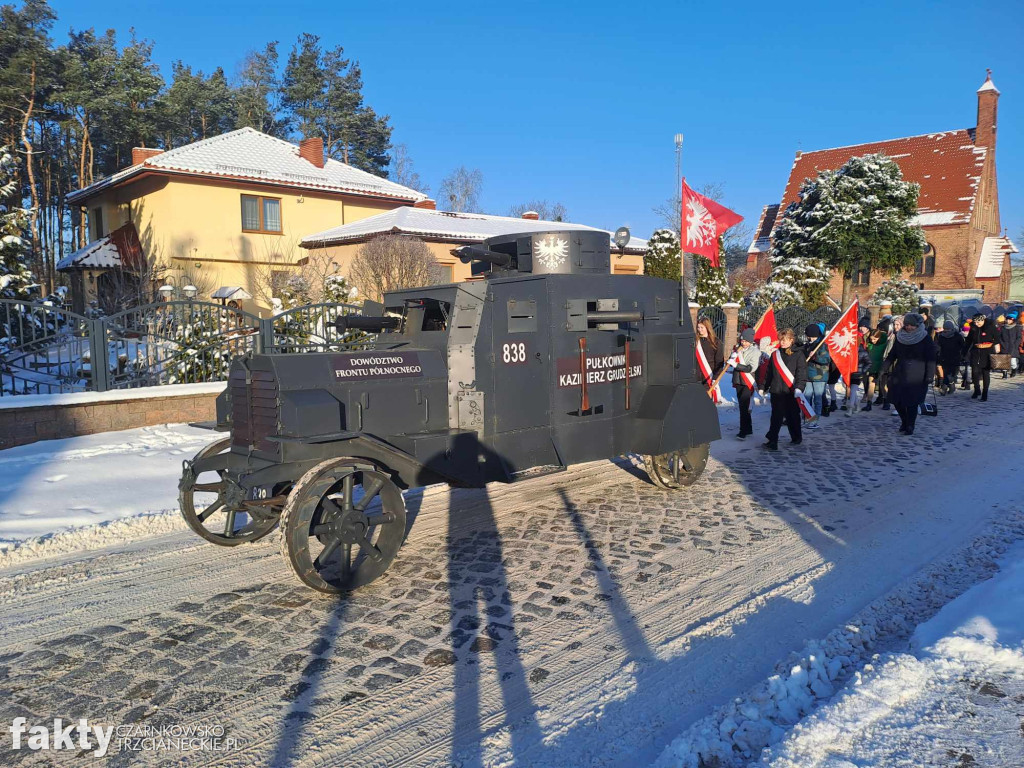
left=2, top=378, right=1023, bottom=767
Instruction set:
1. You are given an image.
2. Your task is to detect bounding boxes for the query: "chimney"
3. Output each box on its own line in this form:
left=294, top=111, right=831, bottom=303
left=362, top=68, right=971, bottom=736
left=975, top=69, right=1000, bottom=152
left=299, top=137, right=325, bottom=168
left=131, top=147, right=163, bottom=166
left=521, top=210, right=540, bottom=220
left=414, top=198, right=437, bottom=210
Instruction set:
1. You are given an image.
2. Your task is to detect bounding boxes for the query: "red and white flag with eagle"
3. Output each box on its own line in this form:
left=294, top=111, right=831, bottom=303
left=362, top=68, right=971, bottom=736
left=682, top=179, right=744, bottom=268
left=771, top=349, right=816, bottom=420
left=823, top=299, right=860, bottom=387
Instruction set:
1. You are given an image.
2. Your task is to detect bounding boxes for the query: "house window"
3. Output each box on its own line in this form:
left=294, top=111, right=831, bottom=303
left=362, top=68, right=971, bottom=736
left=915, top=243, right=936, bottom=276
left=90, top=207, right=104, bottom=240
left=433, top=263, right=454, bottom=283
left=852, top=263, right=871, bottom=287
left=241, top=194, right=282, bottom=234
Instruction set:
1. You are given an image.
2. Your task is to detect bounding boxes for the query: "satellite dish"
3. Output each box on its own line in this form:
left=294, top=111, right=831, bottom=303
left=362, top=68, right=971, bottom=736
left=613, top=226, right=631, bottom=249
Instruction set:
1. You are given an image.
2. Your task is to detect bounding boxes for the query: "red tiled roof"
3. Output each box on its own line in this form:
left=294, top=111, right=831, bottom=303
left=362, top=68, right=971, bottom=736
left=778, top=130, right=987, bottom=229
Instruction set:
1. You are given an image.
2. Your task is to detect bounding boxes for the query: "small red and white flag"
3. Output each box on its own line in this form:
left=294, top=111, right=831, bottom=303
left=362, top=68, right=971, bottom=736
left=755, top=306, right=779, bottom=345
left=772, top=349, right=815, bottom=420
left=681, top=179, right=744, bottom=268
left=823, top=299, right=860, bottom=386
left=727, top=349, right=757, bottom=390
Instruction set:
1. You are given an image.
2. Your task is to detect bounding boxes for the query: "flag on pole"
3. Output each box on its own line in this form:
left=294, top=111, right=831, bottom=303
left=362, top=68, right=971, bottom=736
left=754, top=305, right=778, bottom=345
left=822, top=299, right=860, bottom=386
left=681, top=179, right=744, bottom=267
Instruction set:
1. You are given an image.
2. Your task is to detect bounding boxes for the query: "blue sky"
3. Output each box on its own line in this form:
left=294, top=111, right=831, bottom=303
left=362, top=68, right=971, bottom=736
left=51, top=0, right=1023, bottom=244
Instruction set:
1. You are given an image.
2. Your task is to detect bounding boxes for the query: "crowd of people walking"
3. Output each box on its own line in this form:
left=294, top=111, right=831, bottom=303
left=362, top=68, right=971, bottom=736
left=695, top=307, right=1022, bottom=451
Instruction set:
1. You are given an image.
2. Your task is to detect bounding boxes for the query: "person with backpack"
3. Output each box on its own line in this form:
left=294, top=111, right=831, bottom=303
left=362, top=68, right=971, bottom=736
left=729, top=328, right=761, bottom=439
left=935, top=320, right=965, bottom=395
left=802, top=324, right=831, bottom=428
left=884, top=313, right=937, bottom=436
left=763, top=328, right=808, bottom=451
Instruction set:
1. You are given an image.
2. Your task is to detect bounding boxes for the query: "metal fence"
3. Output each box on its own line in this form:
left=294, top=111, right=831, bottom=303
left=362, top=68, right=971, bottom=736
left=0, top=299, right=375, bottom=397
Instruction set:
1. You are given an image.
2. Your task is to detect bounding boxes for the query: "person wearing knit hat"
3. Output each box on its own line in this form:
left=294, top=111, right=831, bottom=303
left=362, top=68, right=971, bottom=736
left=1000, top=312, right=1021, bottom=379
left=802, top=323, right=830, bottom=426
left=730, top=329, right=761, bottom=439
left=885, top=313, right=936, bottom=436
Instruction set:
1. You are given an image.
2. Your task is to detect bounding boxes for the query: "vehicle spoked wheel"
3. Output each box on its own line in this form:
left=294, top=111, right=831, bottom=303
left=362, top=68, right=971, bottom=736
left=179, top=438, right=280, bottom=545
left=280, top=458, right=407, bottom=594
left=643, top=442, right=710, bottom=490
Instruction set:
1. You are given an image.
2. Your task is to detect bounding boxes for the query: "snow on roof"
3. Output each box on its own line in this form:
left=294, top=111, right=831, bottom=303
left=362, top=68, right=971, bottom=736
left=774, top=129, right=988, bottom=236
left=67, top=128, right=427, bottom=205
left=210, top=286, right=253, bottom=300
left=746, top=203, right=780, bottom=253
left=300, top=206, right=649, bottom=253
left=976, top=236, right=1018, bottom=279
left=56, top=223, right=145, bottom=271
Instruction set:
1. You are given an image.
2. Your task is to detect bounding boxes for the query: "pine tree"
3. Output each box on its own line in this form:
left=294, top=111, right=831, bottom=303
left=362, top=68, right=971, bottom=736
left=771, top=153, right=924, bottom=307
left=162, top=62, right=234, bottom=144
left=233, top=42, right=281, bottom=135
left=757, top=246, right=833, bottom=308
left=643, top=229, right=681, bottom=281
left=870, top=278, right=919, bottom=314
left=0, top=144, right=34, bottom=298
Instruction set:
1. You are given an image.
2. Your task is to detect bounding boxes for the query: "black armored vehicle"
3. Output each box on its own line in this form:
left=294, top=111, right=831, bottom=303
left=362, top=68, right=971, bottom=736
left=180, top=229, right=720, bottom=593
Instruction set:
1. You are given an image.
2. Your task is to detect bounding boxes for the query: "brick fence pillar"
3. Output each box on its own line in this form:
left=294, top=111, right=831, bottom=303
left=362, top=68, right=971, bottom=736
left=723, top=303, right=740, bottom=346
left=879, top=301, right=893, bottom=320
left=689, top=303, right=700, bottom=331
left=868, top=304, right=881, bottom=328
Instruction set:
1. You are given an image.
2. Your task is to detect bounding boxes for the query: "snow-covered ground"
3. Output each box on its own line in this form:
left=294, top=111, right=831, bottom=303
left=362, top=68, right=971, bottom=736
left=1, top=378, right=1022, bottom=767
left=762, top=541, right=1024, bottom=767
left=0, top=423, right=214, bottom=560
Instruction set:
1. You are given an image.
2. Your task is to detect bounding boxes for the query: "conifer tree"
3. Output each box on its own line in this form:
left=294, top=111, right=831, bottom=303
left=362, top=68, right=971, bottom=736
left=0, top=143, right=34, bottom=298
left=643, top=229, right=681, bottom=282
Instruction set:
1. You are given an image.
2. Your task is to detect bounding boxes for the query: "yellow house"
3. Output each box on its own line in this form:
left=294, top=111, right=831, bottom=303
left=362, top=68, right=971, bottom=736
left=299, top=206, right=648, bottom=291
left=62, top=128, right=427, bottom=314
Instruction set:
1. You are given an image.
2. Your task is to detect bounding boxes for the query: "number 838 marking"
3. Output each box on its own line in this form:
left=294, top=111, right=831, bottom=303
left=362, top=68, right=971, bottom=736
left=502, top=342, right=527, bottom=364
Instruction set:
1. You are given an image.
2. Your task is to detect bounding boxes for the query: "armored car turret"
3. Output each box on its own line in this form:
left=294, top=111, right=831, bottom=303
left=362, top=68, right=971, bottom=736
left=179, top=229, right=720, bottom=593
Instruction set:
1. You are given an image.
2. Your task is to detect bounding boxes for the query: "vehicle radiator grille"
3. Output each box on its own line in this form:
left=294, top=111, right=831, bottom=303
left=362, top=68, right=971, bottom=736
left=229, top=364, right=280, bottom=455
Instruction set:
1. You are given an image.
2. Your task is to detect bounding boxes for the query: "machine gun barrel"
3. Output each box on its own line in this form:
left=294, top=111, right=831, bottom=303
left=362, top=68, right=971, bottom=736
left=335, top=315, right=402, bottom=332
left=586, top=310, right=643, bottom=324
left=452, top=245, right=513, bottom=267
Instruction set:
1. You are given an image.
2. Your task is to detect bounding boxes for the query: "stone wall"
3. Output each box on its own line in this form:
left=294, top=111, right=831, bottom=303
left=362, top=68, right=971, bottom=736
left=0, top=383, right=225, bottom=450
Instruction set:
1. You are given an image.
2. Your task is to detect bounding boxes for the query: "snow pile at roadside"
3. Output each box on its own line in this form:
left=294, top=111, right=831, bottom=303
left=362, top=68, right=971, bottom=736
left=761, top=541, right=1024, bottom=767
left=0, top=424, right=213, bottom=563
left=653, top=512, right=1024, bottom=768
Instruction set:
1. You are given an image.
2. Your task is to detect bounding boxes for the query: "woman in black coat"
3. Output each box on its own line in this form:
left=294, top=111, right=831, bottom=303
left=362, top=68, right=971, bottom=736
left=935, top=320, right=965, bottom=394
left=884, top=313, right=937, bottom=436
left=963, top=313, right=1001, bottom=400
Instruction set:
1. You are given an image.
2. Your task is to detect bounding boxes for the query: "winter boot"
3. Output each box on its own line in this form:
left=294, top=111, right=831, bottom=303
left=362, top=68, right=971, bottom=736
left=861, top=402, right=873, bottom=412
left=763, top=441, right=778, bottom=451
left=972, top=389, right=981, bottom=399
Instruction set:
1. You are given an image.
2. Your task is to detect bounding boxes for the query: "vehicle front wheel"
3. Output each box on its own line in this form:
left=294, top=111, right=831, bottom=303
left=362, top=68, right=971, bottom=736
left=280, top=458, right=407, bottom=594
left=642, top=443, right=710, bottom=490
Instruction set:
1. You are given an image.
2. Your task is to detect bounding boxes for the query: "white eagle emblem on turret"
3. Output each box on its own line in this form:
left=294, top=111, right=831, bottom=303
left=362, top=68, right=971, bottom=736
left=534, top=235, right=569, bottom=270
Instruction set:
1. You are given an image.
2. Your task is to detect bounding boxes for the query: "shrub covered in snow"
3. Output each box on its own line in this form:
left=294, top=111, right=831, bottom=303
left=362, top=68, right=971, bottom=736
left=694, top=250, right=742, bottom=307
left=870, top=278, right=920, bottom=315
left=644, top=229, right=681, bottom=282
left=0, top=144, right=34, bottom=301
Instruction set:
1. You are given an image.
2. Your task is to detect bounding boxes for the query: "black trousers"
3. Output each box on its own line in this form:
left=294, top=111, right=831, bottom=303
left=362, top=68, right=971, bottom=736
left=737, top=384, right=753, bottom=435
left=766, top=393, right=801, bottom=444
left=895, top=402, right=919, bottom=432
left=971, top=351, right=992, bottom=394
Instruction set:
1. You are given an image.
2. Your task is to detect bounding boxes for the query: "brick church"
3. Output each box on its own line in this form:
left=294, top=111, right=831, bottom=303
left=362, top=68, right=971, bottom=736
left=745, top=71, right=1016, bottom=303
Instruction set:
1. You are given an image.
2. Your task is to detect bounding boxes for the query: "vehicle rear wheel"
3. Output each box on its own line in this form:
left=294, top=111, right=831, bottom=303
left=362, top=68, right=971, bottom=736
left=280, top=458, right=407, bottom=594
left=179, top=438, right=280, bottom=546
left=643, top=443, right=710, bottom=490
